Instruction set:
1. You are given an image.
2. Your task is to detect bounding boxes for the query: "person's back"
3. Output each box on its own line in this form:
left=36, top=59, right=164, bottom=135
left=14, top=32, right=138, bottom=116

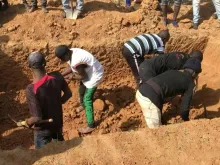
left=150, top=70, right=194, bottom=98
left=121, top=30, right=170, bottom=87
left=69, top=48, right=104, bottom=89
left=139, top=70, right=194, bottom=110
left=23, top=52, right=72, bottom=149
left=139, top=52, right=190, bottom=82
left=70, top=48, right=103, bottom=74
left=137, top=58, right=202, bottom=128
left=124, top=33, right=165, bottom=56
left=26, top=71, right=66, bottom=131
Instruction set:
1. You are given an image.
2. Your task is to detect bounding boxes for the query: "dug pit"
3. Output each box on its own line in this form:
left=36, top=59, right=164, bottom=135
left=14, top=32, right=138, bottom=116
left=0, top=34, right=219, bottom=150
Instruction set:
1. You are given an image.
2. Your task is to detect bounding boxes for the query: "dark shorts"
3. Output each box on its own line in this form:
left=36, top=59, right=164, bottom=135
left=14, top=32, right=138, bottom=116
left=34, top=128, right=64, bottom=149
left=139, top=59, right=157, bottom=83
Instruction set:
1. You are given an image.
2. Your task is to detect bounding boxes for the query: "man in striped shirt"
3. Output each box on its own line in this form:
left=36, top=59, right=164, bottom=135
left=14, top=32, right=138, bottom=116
left=122, top=30, right=170, bottom=87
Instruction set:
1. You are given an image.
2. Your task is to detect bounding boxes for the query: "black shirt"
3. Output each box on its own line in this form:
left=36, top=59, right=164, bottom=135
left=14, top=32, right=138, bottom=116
left=25, top=71, right=68, bottom=131
left=139, top=70, right=195, bottom=120
left=139, top=52, right=190, bottom=82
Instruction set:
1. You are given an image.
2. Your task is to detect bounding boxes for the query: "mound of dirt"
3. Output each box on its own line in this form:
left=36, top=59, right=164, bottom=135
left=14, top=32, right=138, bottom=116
left=1, top=118, right=220, bottom=165
left=0, top=0, right=220, bottom=161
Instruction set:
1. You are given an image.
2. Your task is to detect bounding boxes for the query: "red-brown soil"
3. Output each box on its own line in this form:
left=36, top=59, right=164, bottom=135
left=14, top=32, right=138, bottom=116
left=0, top=0, right=220, bottom=164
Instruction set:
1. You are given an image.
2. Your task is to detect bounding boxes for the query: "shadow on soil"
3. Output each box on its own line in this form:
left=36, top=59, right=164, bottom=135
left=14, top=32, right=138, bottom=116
left=162, top=85, right=220, bottom=124
left=178, top=1, right=215, bottom=22
left=95, top=86, right=136, bottom=126
left=1, top=137, right=83, bottom=165
left=192, top=85, right=220, bottom=119
left=0, top=4, right=25, bottom=26
left=0, top=38, right=32, bottom=150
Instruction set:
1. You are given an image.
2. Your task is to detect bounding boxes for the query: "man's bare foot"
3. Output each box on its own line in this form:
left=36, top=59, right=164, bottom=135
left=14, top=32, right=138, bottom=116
left=78, top=126, right=95, bottom=134
left=76, top=105, right=84, bottom=113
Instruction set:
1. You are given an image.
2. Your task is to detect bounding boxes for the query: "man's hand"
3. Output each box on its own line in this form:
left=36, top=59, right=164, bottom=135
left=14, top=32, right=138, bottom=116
left=64, top=73, right=74, bottom=83
left=17, top=120, right=29, bottom=128
left=193, top=77, right=199, bottom=95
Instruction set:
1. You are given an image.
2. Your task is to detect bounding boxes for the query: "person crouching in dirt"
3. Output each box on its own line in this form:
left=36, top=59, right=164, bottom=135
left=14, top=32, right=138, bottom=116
left=139, top=50, right=203, bottom=83
left=122, top=30, right=170, bottom=87
left=16, top=52, right=72, bottom=149
left=55, top=45, right=104, bottom=134
left=160, top=0, right=182, bottom=27
left=136, top=58, right=202, bottom=128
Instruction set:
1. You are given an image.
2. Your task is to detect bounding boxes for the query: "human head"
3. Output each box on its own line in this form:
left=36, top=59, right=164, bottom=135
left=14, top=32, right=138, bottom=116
left=157, top=30, right=170, bottom=44
left=55, top=45, right=71, bottom=62
left=189, top=50, right=203, bottom=62
left=183, top=58, right=202, bottom=78
left=28, top=52, right=46, bottom=70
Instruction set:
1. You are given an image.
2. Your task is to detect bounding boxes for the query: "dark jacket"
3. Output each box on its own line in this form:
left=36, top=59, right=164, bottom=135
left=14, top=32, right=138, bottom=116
left=139, top=70, right=195, bottom=121
left=25, top=72, right=69, bottom=131
left=139, top=52, right=190, bottom=82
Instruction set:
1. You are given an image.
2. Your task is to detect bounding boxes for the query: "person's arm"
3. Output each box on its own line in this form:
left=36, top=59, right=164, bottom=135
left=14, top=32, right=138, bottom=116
left=62, top=65, right=72, bottom=77
left=155, top=46, right=165, bottom=55
left=61, top=78, right=72, bottom=104
left=24, top=86, right=42, bottom=127
left=179, top=82, right=195, bottom=121
left=72, top=64, right=88, bottom=80
left=193, top=76, right=199, bottom=95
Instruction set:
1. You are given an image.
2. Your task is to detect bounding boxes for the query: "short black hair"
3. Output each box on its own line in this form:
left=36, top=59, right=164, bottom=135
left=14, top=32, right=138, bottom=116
left=189, top=50, right=203, bottom=62
left=183, top=58, right=202, bottom=74
left=158, top=30, right=170, bottom=41
left=28, top=52, right=46, bottom=69
left=55, top=45, right=69, bottom=59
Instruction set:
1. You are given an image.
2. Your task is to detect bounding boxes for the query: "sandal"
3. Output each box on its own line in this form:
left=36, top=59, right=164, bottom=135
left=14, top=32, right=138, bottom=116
left=172, top=20, right=179, bottom=28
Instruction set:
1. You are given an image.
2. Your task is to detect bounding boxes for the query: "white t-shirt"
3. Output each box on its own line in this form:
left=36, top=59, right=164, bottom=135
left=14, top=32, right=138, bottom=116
left=67, top=48, right=104, bottom=88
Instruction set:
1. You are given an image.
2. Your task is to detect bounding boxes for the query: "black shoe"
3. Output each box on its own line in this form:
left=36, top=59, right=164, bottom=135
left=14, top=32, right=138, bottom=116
left=213, top=13, right=217, bottom=19
left=41, top=7, right=48, bottom=13
left=192, top=23, right=198, bottom=30
left=29, top=6, right=37, bottom=13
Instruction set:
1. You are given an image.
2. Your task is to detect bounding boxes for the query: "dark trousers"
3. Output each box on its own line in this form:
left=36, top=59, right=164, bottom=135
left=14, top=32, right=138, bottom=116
left=79, top=81, right=86, bottom=106
left=31, top=0, right=47, bottom=7
left=34, top=128, right=64, bottom=149
left=122, top=46, right=144, bottom=86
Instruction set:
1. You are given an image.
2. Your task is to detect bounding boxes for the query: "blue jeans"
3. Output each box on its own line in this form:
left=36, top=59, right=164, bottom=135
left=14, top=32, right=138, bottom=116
left=62, top=0, right=84, bottom=11
left=213, top=0, right=220, bottom=20
left=192, top=0, right=200, bottom=24
left=193, top=0, right=220, bottom=23
left=34, top=128, right=64, bottom=149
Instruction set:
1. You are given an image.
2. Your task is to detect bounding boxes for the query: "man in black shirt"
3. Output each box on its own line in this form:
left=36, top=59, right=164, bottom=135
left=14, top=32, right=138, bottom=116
left=136, top=58, right=202, bottom=128
left=139, top=50, right=203, bottom=82
left=122, top=30, right=170, bottom=87
left=17, top=52, right=72, bottom=149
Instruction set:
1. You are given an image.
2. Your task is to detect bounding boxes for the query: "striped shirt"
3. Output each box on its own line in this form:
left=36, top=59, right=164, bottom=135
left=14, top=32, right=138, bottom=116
left=124, top=34, right=164, bottom=57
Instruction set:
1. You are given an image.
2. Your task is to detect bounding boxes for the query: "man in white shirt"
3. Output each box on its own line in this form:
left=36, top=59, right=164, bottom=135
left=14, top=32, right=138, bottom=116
left=55, top=45, right=104, bottom=134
